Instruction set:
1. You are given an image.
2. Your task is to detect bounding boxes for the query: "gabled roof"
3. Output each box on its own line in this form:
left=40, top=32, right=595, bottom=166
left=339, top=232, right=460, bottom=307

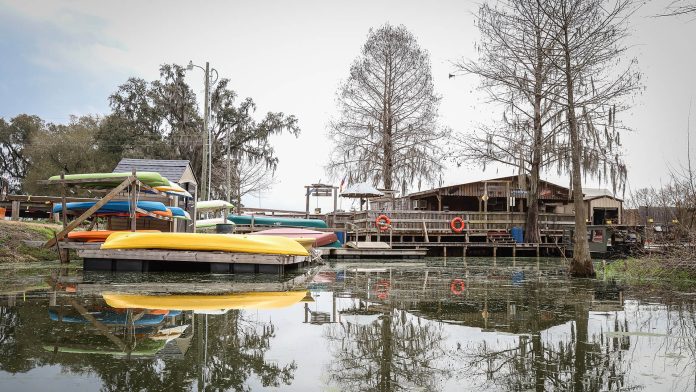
left=113, top=159, right=196, bottom=183
left=583, top=188, right=623, bottom=201
left=406, top=174, right=569, bottom=198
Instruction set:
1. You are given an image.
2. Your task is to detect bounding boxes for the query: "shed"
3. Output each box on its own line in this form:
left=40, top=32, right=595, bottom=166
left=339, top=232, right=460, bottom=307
left=110, top=158, right=198, bottom=232
left=583, top=188, right=623, bottom=224
left=113, top=159, right=197, bottom=192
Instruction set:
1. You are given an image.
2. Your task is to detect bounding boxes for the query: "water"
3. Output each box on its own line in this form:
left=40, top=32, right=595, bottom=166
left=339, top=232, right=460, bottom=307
left=0, top=258, right=695, bottom=391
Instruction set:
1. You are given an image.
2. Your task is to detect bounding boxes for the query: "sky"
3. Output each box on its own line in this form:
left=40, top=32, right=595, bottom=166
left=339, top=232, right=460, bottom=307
left=0, top=0, right=694, bottom=211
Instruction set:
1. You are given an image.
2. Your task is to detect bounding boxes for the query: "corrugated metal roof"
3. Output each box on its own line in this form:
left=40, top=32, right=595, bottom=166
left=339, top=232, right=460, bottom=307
left=113, top=159, right=193, bottom=183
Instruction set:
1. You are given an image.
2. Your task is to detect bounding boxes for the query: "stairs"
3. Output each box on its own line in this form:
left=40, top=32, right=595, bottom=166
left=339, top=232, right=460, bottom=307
left=487, top=231, right=515, bottom=244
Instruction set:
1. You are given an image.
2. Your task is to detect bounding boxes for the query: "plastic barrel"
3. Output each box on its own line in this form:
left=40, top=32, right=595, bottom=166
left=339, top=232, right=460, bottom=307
left=511, top=227, right=524, bottom=243
left=0, top=207, right=5, bottom=219
left=215, top=223, right=235, bottom=234
left=335, top=231, right=346, bottom=244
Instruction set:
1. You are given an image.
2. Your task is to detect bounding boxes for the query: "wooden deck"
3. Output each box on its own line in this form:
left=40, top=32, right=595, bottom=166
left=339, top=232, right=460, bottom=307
left=320, top=247, right=427, bottom=260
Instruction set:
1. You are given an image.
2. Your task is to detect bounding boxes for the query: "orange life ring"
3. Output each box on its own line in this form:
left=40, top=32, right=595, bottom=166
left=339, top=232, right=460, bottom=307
left=375, top=279, right=391, bottom=300
left=450, top=217, right=466, bottom=233
left=375, top=214, right=391, bottom=232
left=450, top=279, right=466, bottom=295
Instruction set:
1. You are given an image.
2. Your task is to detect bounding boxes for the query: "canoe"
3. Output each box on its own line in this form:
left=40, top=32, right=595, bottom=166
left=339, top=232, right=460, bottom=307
left=42, top=339, right=166, bottom=356
left=100, top=232, right=309, bottom=256
left=53, top=201, right=168, bottom=214
left=67, top=230, right=160, bottom=242
left=48, top=309, right=165, bottom=325
left=196, top=200, right=234, bottom=210
left=250, top=228, right=337, bottom=247
left=227, top=214, right=328, bottom=228
left=103, top=291, right=307, bottom=311
left=167, top=207, right=191, bottom=220
left=293, top=237, right=317, bottom=251
left=48, top=172, right=170, bottom=188
left=195, top=217, right=230, bottom=228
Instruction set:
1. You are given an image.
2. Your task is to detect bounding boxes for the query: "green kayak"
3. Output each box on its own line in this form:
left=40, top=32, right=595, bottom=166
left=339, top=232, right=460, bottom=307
left=48, top=172, right=170, bottom=188
left=227, top=214, right=328, bottom=228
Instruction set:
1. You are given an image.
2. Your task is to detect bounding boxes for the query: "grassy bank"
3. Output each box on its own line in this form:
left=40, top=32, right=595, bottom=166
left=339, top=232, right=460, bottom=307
left=0, top=220, right=62, bottom=262
left=603, top=257, right=696, bottom=290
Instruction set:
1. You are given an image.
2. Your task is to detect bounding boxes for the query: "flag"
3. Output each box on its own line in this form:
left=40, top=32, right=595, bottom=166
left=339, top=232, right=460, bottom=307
left=339, top=175, right=347, bottom=193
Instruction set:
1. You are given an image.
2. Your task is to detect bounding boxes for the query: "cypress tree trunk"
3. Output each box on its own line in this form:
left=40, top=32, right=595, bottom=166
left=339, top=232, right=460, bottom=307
left=525, top=29, right=545, bottom=244
left=562, top=26, right=594, bottom=278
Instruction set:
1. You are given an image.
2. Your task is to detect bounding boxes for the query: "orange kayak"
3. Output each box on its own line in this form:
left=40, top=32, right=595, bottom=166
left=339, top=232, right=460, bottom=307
left=67, top=230, right=160, bottom=242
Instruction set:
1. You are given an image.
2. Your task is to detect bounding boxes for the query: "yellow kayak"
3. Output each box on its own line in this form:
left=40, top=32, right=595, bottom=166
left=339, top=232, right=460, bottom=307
left=100, top=232, right=309, bottom=256
left=103, top=291, right=307, bottom=311
left=293, top=237, right=316, bottom=252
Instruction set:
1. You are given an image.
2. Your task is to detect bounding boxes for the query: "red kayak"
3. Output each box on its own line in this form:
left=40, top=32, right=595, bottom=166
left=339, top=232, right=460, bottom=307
left=250, top=228, right=337, bottom=247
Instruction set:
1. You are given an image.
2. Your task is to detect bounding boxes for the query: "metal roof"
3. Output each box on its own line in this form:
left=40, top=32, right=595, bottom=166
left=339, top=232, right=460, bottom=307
left=113, top=159, right=195, bottom=183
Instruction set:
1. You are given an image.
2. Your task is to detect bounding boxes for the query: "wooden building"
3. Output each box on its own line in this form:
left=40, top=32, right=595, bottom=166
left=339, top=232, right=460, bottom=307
left=583, top=188, right=623, bottom=225
left=373, top=175, right=573, bottom=214
left=109, top=159, right=198, bottom=232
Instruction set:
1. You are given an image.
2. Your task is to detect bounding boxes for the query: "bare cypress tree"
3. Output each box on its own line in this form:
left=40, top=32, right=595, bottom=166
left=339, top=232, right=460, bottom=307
left=544, top=0, right=642, bottom=277
left=452, top=1, right=564, bottom=243
left=327, top=24, right=448, bottom=192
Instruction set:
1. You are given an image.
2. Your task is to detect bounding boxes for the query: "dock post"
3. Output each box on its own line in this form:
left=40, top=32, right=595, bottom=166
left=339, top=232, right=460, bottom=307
left=60, top=172, right=67, bottom=227
left=129, top=169, right=137, bottom=232
left=443, top=246, right=447, bottom=263
left=536, top=245, right=540, bottom=258
left=11, top=200, right=20, bottom=221
left=493, top=246, right=497, bottom=258
left=512, top=245, right=516, bottom=258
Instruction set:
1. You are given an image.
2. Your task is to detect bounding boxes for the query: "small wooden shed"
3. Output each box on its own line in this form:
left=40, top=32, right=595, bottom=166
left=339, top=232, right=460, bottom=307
left=583, top=188, right=623, bottom=224
left=110, top=159, right=198, bottom=232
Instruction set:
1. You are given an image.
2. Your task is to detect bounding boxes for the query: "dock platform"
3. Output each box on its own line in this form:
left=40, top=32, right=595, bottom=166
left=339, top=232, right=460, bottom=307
left=320, top=247, right=427, bottom=260
left=74, top=246, right=308, bottom=274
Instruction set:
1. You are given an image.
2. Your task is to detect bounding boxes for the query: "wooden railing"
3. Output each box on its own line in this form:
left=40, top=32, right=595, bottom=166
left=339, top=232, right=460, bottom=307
left=328, top=210, right=575, bottom=234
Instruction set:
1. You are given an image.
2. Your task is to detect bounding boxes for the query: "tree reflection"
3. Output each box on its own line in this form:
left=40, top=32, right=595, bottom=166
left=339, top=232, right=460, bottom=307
left=0, top=298, right=296, bottom=392
left=324, top=308, right=450, bottom=392
left=450, top=283, right=640, bottom=392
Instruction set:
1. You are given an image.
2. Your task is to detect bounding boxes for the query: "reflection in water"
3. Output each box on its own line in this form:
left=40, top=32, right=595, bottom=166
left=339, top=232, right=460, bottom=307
left=0, top=259, right=694, bottom=391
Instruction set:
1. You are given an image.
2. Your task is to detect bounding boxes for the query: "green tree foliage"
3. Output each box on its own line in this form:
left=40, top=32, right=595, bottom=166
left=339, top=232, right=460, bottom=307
left=22, top=116, right=117, bottom=195
left=107, top=64, right=300, bottom=201
left=0, top=114, right=44, bottom=192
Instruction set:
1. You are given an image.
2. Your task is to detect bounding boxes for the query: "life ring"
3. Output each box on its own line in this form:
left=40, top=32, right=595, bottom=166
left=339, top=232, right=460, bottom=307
left=450, top=279, right=466, bottom=295
left=375, top=279, right=391, bottom=300
left=450, top=217, right=466, bottom=233
left=375, top=214, right=391, bottom=232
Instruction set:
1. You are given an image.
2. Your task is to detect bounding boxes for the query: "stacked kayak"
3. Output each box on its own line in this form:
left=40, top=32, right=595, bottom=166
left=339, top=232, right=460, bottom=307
left=196, top=200, right=234, bottom=210
left=48, top=172, right=170, bottom=188
left=67, top=230, right=160, bottom=242
left=195, top=217, right=230, bottom=228
left=250, top=228, right=337, bottom=247
left=101, top=232, right=309, bottom=256
left=227, top=214, right=328, bottom=228
left=53, top=201, right=167, bottom=214
left=103, top=291, right=307, bottom=311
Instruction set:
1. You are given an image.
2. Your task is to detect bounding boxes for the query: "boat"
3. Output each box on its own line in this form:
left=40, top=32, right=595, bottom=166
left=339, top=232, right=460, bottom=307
left=67, top=230, right=160, bottom=242
left=196, top=200, right=234, bottom=210
left=48, top=171, right=170, bottom=188
left=167, top=206, right=191, bottom=220
left=227, top=214, right=328, bottom=228
left=195, top=217, right=230, bottom=228
left=100, top=232, right=309, bottom=256
left=53, top=201, right=168, bottom=214
left=250, top=227, right=337, bottom=247
left=103, top=291, right=307, bottom=311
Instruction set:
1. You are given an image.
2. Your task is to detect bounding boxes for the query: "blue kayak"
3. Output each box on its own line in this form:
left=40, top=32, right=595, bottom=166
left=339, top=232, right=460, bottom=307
left=53, top=201, right=168, bottom=214
left=48, top=309, right=165, bottom=326
left=167, top=206, right=186, bottom=217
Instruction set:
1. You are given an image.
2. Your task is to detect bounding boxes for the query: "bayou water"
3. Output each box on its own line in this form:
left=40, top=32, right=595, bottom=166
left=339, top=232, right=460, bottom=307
left=0, top=258, right=694, bottom=391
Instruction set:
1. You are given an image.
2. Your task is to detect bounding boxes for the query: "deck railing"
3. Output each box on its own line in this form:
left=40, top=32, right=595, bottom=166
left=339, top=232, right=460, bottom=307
left=327, top=210, right=575, bottom=234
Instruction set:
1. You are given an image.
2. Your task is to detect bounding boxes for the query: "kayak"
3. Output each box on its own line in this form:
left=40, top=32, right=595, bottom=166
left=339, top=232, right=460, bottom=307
left=67, top=230, right=160, bottom=242
left=167, top=207, right=191, bottom=220
left=250, top=228, right=337, bottom=247
left=227, top=214, right=328, bottom=228
left=48, top=172, right=170, bottom=188
left=196, top=200, right=234, bottom=210
left=53, top=201, right=168, bottom=214
left=100, top=232, right=309, bottom=256
left=195, top=217, right=230, bottom=228
left=103, top=291, right=307, bottom=311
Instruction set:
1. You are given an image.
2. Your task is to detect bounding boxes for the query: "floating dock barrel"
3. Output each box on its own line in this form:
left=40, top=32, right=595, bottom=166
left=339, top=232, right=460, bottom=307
left=511, top=227, right=524, bottom=243
left=215, top=223, right=235, bottom=234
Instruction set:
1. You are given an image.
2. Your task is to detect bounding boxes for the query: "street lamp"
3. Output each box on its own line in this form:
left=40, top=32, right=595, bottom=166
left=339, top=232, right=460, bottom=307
left=186, top=60, right=218, bottom=201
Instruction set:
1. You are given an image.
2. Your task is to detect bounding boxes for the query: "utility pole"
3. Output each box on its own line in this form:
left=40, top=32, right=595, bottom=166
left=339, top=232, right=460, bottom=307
left=201, top=61, right=210, bottom=201
left=226, top=125, right=231, bottom=203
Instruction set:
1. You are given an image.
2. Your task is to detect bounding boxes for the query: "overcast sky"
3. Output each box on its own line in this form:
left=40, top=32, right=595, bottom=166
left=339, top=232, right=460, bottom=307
left=1, top=0, right=694, bottom=211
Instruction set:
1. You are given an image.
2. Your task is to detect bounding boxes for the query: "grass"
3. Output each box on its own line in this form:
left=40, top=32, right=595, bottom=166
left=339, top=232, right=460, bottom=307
left=602, top=257, right=696, bottom=290
left=0, top=220, right=63, bottom=262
